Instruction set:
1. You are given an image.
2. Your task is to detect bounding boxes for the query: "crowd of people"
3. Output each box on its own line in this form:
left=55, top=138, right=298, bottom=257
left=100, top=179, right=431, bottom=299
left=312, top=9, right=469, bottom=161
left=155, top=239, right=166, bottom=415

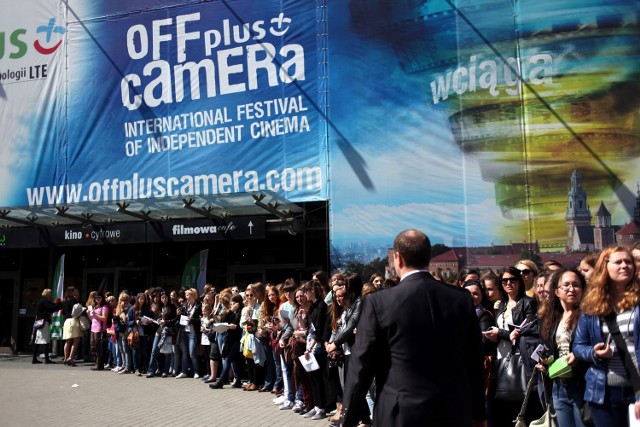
left=31, top=238, right=640, bottom=427
left=32, top=270, right=392, bottom=426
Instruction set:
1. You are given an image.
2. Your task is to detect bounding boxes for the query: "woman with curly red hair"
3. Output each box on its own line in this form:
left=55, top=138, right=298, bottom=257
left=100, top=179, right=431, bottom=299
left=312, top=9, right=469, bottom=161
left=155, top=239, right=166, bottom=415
left=574, top=245, right=640, bottom=427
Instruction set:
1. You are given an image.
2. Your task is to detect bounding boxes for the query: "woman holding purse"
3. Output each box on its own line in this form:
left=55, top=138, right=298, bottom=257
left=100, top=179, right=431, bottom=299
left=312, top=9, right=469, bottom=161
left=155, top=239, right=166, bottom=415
left=537, top=268, right=586, bottom=427
left=483, top=266, right=539, bottom=426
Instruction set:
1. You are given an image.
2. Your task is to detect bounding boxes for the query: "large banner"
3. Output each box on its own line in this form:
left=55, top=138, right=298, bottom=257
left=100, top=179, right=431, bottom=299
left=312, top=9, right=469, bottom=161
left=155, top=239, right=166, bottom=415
left=3, top=0, right=640, bottom=264
left=327, top=0, right=640, bottom=261
left=1, top=0, right=327, bottom=207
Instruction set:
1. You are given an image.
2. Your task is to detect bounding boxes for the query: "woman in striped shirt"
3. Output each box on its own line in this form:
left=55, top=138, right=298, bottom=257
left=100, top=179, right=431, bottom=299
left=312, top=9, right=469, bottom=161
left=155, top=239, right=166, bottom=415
left=574, top=245, right=640, bottom=427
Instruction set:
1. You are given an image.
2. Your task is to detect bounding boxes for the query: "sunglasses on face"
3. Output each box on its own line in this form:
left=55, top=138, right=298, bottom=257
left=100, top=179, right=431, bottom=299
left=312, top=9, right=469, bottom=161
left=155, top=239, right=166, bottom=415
left=518, top=269, right=532, bottom=275
left=245, top=293, right=254, bottom=297
left=501, top=277, right=517, bottom=284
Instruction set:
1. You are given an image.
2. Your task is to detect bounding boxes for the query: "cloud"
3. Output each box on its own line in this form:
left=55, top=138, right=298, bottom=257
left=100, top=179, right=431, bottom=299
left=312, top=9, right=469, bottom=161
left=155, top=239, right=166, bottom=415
left=331, top=197, right=505, bottom=248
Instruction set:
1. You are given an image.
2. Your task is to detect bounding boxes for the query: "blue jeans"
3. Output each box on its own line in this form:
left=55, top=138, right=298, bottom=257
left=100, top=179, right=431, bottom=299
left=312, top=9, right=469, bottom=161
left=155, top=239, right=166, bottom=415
left=114, top=335, right=123, bottom=368
left=281, top=355, right=294, bottom=402
left=148, top=334, right=164, bottom=374
left=589, top=385, right=634, bottom=427
left=274, top=350, right=283, bottom=390
left=262, top=338, right=276, bottom=389
left=219, top=338, right=241, bottom=382
left=181, top=329, right=198, bottom=376
left=552, top=381, right=585, bottom=427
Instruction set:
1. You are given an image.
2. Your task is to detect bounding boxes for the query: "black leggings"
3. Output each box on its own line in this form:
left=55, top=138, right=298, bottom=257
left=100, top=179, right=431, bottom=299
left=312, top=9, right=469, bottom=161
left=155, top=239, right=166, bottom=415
left=308, top=351, right=327, bottom=410
left=246, top=358, right=265, bottom=385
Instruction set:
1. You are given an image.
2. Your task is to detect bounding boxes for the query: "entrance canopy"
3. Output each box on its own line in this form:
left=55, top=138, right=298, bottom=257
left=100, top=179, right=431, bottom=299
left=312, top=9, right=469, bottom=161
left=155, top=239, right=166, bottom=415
left=0, top=192, right=305, bottom=248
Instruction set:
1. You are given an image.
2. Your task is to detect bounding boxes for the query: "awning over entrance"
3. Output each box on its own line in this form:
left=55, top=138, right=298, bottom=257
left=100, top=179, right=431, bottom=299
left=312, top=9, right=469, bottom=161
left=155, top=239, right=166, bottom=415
left=0, top=192, right=305, bottom=248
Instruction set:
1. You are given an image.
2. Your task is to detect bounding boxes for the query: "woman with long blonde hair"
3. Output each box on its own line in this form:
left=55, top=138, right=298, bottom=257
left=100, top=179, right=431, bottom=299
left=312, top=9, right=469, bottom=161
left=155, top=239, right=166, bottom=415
left=574, top=245, right=640, bottom=427
left=176, top=288, right=202, bottom=379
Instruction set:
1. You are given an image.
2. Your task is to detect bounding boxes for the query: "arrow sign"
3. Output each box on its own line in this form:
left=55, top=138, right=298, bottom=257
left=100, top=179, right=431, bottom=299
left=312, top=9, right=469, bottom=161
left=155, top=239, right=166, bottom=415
left=248, top=221, right=254, bottom=235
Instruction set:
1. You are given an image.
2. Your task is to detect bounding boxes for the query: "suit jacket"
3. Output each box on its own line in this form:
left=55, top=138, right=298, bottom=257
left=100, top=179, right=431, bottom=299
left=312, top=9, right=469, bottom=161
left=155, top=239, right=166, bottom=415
left=342, top=271, right=486, bottom=427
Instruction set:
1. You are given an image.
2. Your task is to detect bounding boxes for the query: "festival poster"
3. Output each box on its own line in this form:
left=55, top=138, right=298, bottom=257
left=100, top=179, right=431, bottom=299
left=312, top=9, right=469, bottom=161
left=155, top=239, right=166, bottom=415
left=327, top=0, right=640, bottom=263
left=4, top=0, right=327, bottom=208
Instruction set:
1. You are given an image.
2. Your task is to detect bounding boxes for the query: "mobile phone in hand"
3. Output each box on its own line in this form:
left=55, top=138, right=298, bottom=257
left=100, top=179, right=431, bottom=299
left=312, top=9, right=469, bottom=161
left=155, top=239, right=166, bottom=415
left=606, top=333, right=612, bottom=347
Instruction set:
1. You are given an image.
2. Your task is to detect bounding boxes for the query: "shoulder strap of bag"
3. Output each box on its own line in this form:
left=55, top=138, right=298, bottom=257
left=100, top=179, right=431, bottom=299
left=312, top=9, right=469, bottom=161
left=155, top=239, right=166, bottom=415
left=515, top=368, right=537, bottom=422
left=604, top=312, right=640, bottom=398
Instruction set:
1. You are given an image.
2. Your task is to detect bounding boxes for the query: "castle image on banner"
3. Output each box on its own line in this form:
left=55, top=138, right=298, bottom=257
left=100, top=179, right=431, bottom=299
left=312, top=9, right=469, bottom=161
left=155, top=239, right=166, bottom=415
left=566, top=169, right=640, bottom=252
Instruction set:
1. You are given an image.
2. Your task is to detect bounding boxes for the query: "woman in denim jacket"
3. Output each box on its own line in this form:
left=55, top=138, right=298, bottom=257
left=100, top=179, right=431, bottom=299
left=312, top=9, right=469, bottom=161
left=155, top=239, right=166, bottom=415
left=574, top=246, right=640, bottom=427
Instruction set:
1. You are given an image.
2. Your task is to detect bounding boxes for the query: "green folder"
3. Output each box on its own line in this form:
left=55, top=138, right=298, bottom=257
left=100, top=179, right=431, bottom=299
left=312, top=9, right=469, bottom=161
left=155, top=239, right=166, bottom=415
left=548, top=357, right=572, bottom=379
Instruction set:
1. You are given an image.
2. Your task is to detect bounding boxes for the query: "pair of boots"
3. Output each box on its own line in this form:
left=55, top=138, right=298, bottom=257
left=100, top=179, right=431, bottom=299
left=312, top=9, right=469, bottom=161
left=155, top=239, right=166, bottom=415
left=32, top=344, right=54, bottom=364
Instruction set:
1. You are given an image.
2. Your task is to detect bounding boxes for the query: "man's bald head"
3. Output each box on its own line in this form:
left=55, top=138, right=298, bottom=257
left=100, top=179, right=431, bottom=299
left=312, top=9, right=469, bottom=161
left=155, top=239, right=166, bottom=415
left=393, top=229, right=431, bottom=270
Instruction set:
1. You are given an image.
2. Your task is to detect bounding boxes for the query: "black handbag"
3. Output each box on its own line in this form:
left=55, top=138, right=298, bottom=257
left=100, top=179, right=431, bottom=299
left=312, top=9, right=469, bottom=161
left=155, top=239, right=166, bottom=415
left=494, top=346, right=528, bottom=401
left=581, top=402, right=594, bottom=427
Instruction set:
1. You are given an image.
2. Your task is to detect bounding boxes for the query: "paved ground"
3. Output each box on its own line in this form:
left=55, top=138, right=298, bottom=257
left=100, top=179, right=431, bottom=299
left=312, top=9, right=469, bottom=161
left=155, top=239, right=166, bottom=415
left=0, top=355, right=328, bottom=427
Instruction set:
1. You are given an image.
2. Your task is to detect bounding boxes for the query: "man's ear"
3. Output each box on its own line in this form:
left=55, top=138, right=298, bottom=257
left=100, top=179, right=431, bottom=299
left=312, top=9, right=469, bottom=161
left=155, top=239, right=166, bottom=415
left=394, top=251, right=404, bottom=271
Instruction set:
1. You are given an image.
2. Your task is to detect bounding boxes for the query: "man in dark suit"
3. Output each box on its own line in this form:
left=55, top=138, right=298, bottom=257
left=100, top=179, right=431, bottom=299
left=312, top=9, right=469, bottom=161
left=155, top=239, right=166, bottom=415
left=341, top=229, right=487, bottom=427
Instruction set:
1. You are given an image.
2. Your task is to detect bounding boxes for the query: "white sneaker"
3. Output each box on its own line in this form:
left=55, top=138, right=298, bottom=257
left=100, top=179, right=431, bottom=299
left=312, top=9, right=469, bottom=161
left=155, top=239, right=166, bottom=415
left=111, top=367, right=120, bottom=372
left=279, top=400, right=294, bottom=410
left=193, top=373, right=200, bottom=379
left=292, top=400, right=304, bottom=412
left=273, top=395, right=285, bottom=405
left=175, top=372, right=187, bottom=379
left=302, top=408, right=317, bottom=418
left=311, top=410, right=326, bottom=420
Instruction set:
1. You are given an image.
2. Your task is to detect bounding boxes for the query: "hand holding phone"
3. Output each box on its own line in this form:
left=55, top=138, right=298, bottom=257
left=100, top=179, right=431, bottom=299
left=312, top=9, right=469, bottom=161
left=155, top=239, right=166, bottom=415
left=606, top=333, right=612, bottom=347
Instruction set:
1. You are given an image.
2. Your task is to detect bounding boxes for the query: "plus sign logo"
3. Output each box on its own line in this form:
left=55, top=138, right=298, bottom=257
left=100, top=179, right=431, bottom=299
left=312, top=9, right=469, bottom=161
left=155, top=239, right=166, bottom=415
left=33, top=18, right=65, bottom=55
left=0, top=17, right=65, bottom=60
left=269, top=13, right=292, bottom=37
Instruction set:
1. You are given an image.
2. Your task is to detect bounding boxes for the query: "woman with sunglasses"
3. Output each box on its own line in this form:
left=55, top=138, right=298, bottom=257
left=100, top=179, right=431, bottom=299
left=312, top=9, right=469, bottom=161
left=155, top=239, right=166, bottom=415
left=241, top=283, right=265, bottom=391
left=574, top=246, right=640, bottom=427
left=484, top=266, right=539, bottom=426
left=515, top=259, right=539, bottom=299
left=537, top=268, right=586, bottom=427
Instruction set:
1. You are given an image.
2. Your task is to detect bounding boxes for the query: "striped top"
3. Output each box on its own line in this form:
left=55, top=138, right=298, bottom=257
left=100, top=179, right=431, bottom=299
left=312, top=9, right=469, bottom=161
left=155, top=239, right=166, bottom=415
left=601, top=308, right=638, bottom=388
